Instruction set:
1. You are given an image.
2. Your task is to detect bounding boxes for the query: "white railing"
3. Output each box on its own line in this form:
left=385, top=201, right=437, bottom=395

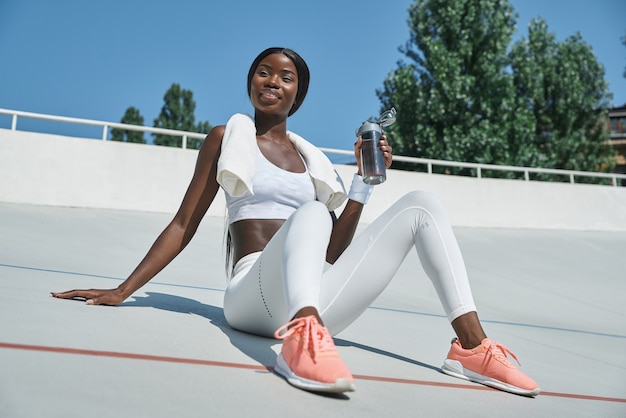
left=2, top=108, right=625, bottom=187
left=319, top=149, right=626, bottom=186
left=0, top=108, right=206, bottom=150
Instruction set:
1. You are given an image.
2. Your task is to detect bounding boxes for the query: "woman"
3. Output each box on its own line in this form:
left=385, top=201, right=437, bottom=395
left=52, top=47, right=539, bottom=397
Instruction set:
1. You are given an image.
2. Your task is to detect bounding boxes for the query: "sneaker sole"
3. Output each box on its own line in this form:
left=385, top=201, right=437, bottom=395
left=274, top=353, right=356, bottom=393
left=441, top=359, right=540, bottom=397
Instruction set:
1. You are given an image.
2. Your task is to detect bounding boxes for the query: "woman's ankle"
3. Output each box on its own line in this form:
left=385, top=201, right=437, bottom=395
left=292, top=306, right=323, bottom=326
left=451, top=311, right=487, bottom=349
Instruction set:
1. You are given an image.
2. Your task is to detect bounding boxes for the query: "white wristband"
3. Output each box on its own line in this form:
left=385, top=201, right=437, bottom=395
left=348, top=173, right=374, bottom=204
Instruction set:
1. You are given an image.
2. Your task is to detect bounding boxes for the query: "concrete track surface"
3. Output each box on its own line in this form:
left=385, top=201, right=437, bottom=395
left=1, top=203, right=625, bottom=417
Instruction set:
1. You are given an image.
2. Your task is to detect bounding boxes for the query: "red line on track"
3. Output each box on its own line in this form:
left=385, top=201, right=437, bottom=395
left=2, top=341, right=624, bottom=404
left=0, top=341, right=269, bottom=372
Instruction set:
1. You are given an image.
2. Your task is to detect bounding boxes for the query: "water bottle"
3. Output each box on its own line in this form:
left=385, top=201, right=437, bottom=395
left=356, top=122, right=385, bottom=185
left=355, top=107, right=396, bottom=185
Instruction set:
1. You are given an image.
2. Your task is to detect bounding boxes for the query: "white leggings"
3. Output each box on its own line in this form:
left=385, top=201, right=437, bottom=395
left=223, top=191, right=477, bottom=337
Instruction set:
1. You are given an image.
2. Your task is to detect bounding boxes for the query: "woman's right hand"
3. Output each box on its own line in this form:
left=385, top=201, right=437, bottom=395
left=51, top=288, right=126, bottom=306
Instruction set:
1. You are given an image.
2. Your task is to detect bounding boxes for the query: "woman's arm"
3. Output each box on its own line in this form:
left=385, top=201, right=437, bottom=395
left=51, top=125, right=226, bottom=305
left=326, top=200, right=364, bottom=264
left=325, top=135, right=392, bottom=264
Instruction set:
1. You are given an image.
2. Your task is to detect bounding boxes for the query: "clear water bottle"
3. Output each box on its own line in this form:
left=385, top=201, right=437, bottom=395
left=355, top=107, right=396, bottom=185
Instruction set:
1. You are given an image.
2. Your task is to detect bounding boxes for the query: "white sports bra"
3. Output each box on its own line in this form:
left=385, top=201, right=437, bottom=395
left=224, top=146, right=316, bottom=224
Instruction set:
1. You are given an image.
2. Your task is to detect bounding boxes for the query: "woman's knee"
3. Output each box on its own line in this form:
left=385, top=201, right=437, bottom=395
left=291, top=200, right=333, bottom=229
left=399, top=190, right=446, bottom=214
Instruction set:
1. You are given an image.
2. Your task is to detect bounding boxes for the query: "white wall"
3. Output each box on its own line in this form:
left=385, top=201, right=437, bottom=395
left=2, top=128, right=626, bottom=231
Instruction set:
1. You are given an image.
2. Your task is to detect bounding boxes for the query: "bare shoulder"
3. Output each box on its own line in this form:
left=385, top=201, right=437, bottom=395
left=197, top=125, right=226, bottom=157
left=204, top=125, right=226, bottom=145
left=208, top=124, right=226, bottom=139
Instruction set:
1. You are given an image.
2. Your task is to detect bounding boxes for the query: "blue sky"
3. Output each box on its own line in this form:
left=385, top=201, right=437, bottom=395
left=1, top=0, right=624, bottom=156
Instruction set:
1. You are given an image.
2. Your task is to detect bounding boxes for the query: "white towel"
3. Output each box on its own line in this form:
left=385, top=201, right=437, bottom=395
left=217, top=113, right=347, bottom=211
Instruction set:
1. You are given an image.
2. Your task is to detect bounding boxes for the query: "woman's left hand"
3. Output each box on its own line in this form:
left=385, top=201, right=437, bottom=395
left=380, top=135, right=393, bottom=168
left=354, top=135, right=393, bottom=176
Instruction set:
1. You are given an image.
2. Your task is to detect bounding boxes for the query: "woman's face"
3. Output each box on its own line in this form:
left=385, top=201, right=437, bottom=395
left=249, top=53, right=298, bottom=117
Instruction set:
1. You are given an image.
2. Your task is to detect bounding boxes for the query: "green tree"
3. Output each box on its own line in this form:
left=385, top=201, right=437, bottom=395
left=110, top=106, right=146, bottom=143
left=377, top=0, right=517, bottom=172
left=153, top=83, right=211, bottom=149
left=507, top=19, right=615, bottom=177
left=196, top=120, right=212, bottom=136
left=378, top=0, right=615, bottom=179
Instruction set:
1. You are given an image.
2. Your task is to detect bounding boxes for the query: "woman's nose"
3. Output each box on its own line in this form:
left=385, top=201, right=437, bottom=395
left=266, top=74, right=280, bottom=87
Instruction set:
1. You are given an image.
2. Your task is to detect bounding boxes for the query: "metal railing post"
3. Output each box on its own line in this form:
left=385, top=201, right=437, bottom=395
left=11, top=113, right=17, bottom=130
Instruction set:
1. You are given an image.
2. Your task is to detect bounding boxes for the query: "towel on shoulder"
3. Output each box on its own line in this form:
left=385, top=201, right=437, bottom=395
left=217, top=113, right=347, bottom=211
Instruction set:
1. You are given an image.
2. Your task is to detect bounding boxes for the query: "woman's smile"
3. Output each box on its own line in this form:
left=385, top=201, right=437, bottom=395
left=260, top=88, right=280, bottom=103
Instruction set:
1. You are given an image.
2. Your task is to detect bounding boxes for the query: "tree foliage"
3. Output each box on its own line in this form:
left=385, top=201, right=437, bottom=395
left=378, top=0, right=517, bottom=171
left=377, top=0, right=615, bottom=177
left=111, top=106, right=146, bottom=143
left=507, top=19, right=614, bottom=175
left=152, top=83, right=211, bottom=149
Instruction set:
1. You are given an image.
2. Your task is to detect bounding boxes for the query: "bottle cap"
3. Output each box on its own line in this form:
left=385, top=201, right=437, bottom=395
left=355, top=121, right=382, bottom=138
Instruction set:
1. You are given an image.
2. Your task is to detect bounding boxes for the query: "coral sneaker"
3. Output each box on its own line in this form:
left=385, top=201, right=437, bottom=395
left=273, top=316, right=355, bottom=393
left=441, top=338, right=540, bottom=397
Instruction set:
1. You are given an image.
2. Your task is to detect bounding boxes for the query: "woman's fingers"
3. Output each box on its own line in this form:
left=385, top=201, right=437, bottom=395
left=51, top=289, right=121, bottom=305
left=380, top=136, right=393, bottom=168
left=51, top=289, right=90, bottom=300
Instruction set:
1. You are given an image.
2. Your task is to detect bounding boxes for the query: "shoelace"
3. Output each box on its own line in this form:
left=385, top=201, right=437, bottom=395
left=274, top=316, right=335, bottom=363
left=483, top=340, right=521, bottom=367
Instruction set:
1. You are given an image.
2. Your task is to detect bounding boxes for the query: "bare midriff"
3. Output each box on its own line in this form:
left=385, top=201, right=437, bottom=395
left=229, top=218, right=286, bottom=265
